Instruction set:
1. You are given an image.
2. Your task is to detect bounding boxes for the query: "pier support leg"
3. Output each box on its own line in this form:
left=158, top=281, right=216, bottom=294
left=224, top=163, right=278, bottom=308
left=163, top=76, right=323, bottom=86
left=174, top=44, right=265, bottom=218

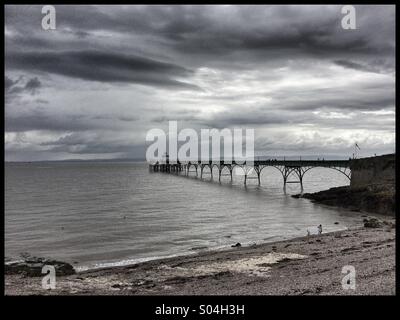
left=297, top=168, right=304, bottom=192
left=283, top=172, right=288, bottom=189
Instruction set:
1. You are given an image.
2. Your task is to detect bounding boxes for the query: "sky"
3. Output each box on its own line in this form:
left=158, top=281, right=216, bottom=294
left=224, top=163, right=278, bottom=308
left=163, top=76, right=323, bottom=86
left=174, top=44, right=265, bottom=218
left=5, top=5, right=396, bottom=161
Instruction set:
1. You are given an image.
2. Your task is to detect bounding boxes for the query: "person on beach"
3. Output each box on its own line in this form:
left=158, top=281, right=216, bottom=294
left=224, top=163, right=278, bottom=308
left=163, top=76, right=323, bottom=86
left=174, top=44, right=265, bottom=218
left=318, top=224, right=322, bottom=234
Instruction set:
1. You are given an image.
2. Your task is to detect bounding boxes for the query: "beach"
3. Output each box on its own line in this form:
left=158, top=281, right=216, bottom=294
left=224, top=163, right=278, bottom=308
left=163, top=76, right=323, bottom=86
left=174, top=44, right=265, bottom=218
left=5, top=216, right=395, bottom=295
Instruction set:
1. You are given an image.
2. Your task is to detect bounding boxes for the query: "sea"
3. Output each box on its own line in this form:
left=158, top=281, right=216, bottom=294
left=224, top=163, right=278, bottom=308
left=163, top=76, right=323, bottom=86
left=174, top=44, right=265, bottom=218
left=5, top=161, right=362, bottom=271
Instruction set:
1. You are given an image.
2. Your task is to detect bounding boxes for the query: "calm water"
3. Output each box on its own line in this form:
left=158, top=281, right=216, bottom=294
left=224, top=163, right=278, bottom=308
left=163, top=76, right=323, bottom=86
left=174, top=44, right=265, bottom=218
left=5, top=161, right=362, bottom=270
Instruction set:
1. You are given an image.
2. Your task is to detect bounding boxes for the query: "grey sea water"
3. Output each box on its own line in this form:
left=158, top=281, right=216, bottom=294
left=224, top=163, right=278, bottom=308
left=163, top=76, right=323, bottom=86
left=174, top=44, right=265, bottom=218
left=5, top=161, right=362, bottom=270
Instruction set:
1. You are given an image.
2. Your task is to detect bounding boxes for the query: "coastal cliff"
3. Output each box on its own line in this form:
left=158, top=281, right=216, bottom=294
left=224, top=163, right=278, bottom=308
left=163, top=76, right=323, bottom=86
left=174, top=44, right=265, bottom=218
left=296, top=154, right=395, bottom=215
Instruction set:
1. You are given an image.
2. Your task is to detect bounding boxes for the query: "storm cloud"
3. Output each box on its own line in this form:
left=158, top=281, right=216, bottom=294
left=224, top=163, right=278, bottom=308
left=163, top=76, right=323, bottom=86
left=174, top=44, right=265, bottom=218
left=4, top=5, right=395, bottom=161
left=6, top=50, right=198, bottom=89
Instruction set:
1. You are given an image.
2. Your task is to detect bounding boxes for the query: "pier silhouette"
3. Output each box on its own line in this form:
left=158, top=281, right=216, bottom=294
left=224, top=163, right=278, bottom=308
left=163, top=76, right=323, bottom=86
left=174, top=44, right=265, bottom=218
left=149, top=156, right=352, bottom=189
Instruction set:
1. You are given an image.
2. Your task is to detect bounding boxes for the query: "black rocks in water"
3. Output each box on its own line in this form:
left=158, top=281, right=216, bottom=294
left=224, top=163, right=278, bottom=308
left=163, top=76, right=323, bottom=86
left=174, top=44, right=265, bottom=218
left=292, top=185, right=395, bottom=216
left=231, top=242, right=241, bottom=248
left=5, top=256, right=75, bottom=277
left=363, top=217, right=384, bottom=228
left=190, top=246, right=208, bottom=251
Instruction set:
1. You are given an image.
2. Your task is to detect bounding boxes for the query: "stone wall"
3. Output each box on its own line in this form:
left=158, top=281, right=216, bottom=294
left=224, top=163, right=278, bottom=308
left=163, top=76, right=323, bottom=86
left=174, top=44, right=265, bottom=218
left=350, top=154, right=395, bottom=188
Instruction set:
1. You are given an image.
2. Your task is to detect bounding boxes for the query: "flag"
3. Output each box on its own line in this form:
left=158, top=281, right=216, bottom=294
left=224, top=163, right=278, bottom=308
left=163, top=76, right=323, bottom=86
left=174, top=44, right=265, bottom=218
left=355, top=143, right=360, bottom=150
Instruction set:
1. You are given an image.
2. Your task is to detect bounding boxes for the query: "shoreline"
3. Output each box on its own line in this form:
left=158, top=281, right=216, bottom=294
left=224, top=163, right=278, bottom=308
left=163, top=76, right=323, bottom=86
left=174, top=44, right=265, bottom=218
left=5, top=215, right=395, bottom=295
left=73, top=211, right=377, bottom=273
left=6, top=209, right=369, bottom=274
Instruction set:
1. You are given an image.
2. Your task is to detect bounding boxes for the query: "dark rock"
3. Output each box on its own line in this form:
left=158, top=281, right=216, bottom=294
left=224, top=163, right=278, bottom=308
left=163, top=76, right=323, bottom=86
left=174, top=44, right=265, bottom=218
left=293, top=185, right=395, bottom=216
left=363, top=217, right=384, bottom=228
left=212, top=271, right=232, bottom=279
left=5, top=256, right=75, bottom=277
left=277, top=257, right=292, bottom=263
left=190, top=246, right=208, bottom=251
left=231, top=242, right=241, bottom=247
left=383, top=220, right=396, bottom=228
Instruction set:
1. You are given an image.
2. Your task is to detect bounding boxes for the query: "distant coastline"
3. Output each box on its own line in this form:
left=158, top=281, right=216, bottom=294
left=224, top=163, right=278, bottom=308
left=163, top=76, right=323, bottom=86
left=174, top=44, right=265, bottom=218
left=5, top=158, right=147, bottom=164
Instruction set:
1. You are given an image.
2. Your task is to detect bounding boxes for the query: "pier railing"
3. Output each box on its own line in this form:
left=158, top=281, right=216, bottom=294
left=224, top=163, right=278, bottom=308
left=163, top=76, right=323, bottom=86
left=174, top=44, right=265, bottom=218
left=149, top=158, right=352, bottom=189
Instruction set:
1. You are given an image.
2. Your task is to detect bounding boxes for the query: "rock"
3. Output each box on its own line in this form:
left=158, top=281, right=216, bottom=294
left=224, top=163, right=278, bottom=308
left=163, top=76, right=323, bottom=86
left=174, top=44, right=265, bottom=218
left=5, top=255, right=75, bottom=277
left=294, top=185, right=395, bottom=216
left=363, top=217, right=384, bottom=228
left=383, top=220, right=396, bottom=228
left=231, top=242, right=241, bottom=248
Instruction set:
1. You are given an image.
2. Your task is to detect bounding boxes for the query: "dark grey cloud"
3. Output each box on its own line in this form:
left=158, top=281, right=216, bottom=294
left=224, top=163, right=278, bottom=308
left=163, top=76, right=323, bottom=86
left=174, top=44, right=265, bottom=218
left=333, top=60, right=385, bottom=74
left=5, top=5, right=395, bottom=70
left=6, top=50, right=198, bottom=89
left=37, top=132, right=147, bottom=157
left=6, top=111, right=91, bottom=132
left=5, top=107, right=140, bottom=133
left=5, top=75, right=42, bottom=103
left=24, top=77, right=42, bottom=94
left=6, top=75, right=41, bottom=94
left=4, top=5, right=396, bottom=161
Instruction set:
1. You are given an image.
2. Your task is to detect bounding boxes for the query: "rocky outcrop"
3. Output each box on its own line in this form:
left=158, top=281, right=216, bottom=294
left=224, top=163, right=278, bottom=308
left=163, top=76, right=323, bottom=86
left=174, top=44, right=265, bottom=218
left=5, top=256, right=75, bottom=277
left=295, top=184, right=395, bottom=216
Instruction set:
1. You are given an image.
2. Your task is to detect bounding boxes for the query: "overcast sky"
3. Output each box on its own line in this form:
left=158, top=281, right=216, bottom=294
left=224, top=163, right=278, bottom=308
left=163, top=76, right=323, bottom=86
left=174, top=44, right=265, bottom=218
left=5, top=5, right=395, bottom=161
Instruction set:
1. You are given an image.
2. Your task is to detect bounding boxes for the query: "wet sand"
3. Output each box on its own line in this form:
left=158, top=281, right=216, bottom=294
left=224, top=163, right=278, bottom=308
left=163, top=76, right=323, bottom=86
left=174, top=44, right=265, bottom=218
left=5, top=216, right=395, bottom=295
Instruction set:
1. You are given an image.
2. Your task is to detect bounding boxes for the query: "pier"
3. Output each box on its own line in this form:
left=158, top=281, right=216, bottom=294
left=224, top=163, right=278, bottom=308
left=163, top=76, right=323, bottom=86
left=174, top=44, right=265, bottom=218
left=149, top=157, right=352, bottom=189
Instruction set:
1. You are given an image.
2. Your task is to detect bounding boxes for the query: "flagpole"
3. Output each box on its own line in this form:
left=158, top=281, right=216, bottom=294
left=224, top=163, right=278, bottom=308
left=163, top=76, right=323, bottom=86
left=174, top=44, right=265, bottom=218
left=354, top=143, right=356, bottom=159
left=354, top=142, right=360, bottom=159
